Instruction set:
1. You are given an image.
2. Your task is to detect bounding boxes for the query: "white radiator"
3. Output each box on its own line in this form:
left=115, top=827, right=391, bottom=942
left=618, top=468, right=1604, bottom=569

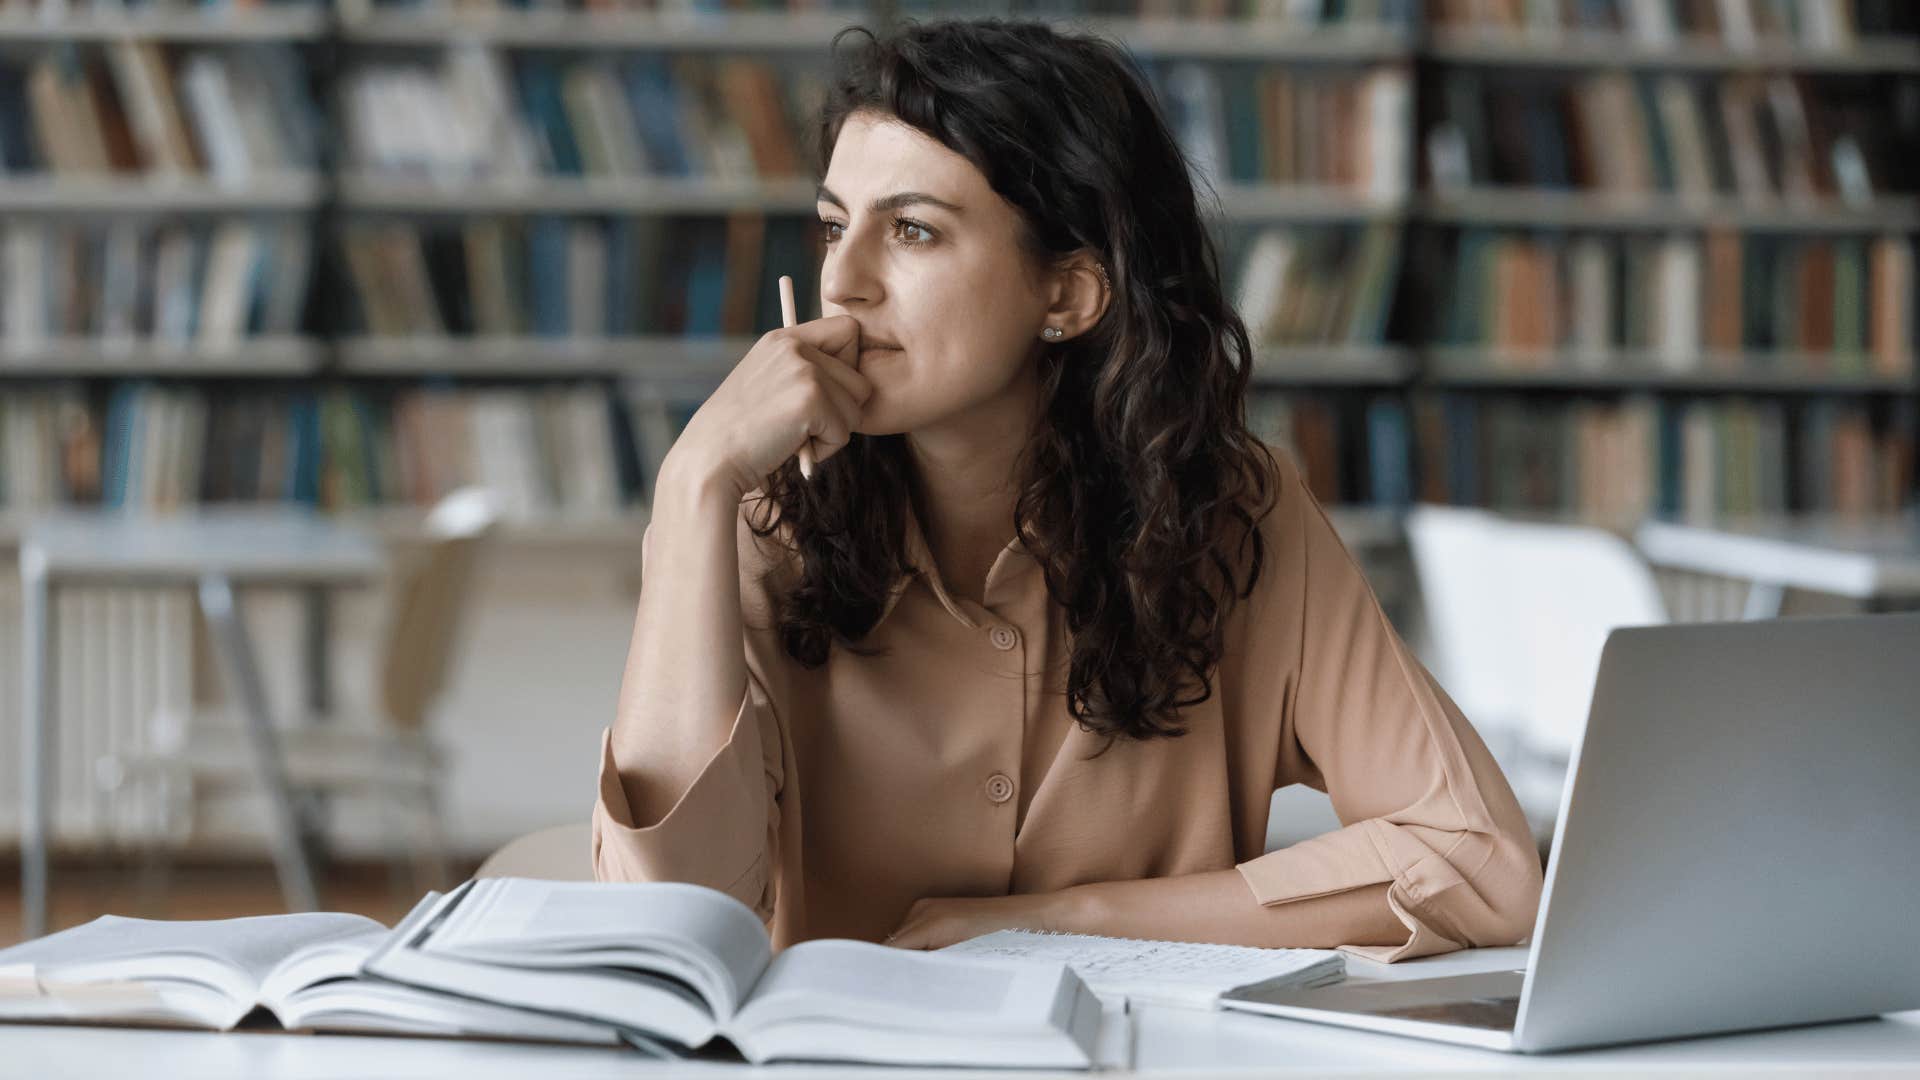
left=0, top=579, right=189, bottom=848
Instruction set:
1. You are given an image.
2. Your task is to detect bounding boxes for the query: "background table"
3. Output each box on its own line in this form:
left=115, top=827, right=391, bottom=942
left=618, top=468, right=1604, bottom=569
left=1635, top=514, right=1920, bottom=619
left=5, top=946, right=1919, bottom=1076
left=18, top=511, right=386, bottom=939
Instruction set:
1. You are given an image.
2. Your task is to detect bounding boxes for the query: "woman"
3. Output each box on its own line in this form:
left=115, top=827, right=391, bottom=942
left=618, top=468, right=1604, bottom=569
left=593, top=17, right=1542, bottom=963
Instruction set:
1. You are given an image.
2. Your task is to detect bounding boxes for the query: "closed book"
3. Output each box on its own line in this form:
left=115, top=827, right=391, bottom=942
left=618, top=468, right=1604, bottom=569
left=527, top=217, right=571, bottom=338
left=517, top=58, right=582, bottom=176
left=719, top=211, right=765, bottom=336
left=714, top=59, right=801, bottom=177
left=1869, top=236, right=1913, bottom=376
left=1365, top=397, right=1413, bottom=506
left=623, top=57, right=692, bottom=177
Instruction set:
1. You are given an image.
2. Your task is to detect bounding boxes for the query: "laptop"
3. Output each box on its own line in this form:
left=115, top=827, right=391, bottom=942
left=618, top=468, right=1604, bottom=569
left=1221, top=612, right=1920, bottom=1053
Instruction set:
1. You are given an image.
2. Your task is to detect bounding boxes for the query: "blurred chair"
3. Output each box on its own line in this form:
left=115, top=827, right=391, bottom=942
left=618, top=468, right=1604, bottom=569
left=100, top=487, right=503, bottom=903
left=1405, top=505, right=1668, bottom=843
left=476, top=821, right=593, bottom=881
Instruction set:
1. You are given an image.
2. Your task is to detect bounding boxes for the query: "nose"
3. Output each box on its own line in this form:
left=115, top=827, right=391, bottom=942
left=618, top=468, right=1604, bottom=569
left=818, top=222, right=884, bottom=314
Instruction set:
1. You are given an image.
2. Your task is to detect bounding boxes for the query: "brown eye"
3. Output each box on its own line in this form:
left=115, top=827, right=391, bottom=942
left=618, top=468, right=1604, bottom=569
left=892, top=218, right=935, bottom=246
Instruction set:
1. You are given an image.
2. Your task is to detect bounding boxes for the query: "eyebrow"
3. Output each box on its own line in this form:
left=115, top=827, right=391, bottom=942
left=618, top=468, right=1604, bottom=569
left=816, top=184, right=966, bottom=217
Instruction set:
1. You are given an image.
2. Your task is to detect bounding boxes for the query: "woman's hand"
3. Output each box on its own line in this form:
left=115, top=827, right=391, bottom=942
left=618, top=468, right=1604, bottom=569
left=884, top=890, right=1091, bottom=951
left=664, top=314, right=873, bottom=499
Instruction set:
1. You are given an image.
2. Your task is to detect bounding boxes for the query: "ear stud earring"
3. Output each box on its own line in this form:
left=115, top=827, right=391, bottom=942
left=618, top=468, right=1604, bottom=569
left=1040, top=263, right=1111, bottom=342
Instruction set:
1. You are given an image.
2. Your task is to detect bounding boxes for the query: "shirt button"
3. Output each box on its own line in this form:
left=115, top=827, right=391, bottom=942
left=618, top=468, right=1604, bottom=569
left=988, top=625, right=1019, bottom=651
left=984, top=772, right=1015, bottom=804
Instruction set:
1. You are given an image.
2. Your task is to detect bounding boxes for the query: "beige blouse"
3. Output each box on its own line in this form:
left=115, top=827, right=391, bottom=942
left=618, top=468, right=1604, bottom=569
left=593, top=447, right=1543, bottom=963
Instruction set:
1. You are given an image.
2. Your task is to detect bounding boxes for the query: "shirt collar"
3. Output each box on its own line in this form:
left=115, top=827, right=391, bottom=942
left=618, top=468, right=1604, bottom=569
left=878, top=499, right=1030, bottom=631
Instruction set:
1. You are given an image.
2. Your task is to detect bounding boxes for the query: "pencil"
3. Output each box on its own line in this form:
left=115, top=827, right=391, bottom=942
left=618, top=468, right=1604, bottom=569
left=778, top=275, right=815, bottom=480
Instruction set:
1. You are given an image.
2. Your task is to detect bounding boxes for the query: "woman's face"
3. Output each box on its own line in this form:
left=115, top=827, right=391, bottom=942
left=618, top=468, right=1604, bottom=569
left=816, top=110, right=1055, bottom=437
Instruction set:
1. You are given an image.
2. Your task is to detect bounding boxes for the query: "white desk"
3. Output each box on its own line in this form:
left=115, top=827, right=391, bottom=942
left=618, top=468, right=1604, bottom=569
left=18, top=511, right=386, bottom=940
left=1635, top=514, right=1920, bottom=619
left=5, top=947, right=1919, bottom=1077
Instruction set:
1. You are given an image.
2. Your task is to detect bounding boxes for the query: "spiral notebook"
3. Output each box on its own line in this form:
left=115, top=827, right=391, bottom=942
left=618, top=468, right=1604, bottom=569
left=941, top=930, right=1346, bottom=1011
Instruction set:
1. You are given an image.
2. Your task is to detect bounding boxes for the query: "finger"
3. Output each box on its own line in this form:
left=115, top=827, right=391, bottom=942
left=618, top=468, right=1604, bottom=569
left=796, top=341, right=874, bottom=407
left=807, top=375, right=862, bottom=459
left=886, top=926, right=930, bottom=950
left=778, top=313, right=862, bottom=362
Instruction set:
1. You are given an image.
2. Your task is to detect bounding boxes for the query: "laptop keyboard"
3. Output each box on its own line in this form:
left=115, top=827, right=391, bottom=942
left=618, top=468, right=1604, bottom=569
left=1372, top=995, right=1521, bottom=1031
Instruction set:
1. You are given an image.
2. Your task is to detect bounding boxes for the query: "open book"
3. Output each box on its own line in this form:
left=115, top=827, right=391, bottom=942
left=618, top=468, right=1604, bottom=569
left=942, top=929, right=1347, bottom=1010
left=0, top=893, right=619, bottom=1045
left=362, top=877, right=1105, bottom=1068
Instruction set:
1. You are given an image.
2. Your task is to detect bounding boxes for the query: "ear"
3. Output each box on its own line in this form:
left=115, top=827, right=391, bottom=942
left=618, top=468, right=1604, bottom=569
left=1040, top=250, right=1111, bottom=342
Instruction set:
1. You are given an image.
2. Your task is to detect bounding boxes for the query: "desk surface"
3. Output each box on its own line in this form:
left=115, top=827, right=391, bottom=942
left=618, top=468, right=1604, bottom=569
left=19, top=510, right=385, bottom=582
left=1636, top=514, right=1920, bottom=599
left=7, top=947, right=1919, bottom=1078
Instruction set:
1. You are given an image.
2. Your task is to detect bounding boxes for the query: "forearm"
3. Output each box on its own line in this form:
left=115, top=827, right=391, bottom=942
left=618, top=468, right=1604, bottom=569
left=1061, top=871, right=1405, bottom=950
left=609, top=450, right=750, bottom=825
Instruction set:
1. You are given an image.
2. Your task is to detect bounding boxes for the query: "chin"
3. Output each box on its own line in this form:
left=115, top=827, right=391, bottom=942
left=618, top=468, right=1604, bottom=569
left=852, top=414, right=912, bottom=438
left=850, top=385, right=923, bottom=437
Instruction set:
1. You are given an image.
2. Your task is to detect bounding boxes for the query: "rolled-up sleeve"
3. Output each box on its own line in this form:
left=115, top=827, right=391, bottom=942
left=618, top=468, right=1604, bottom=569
left=590, top=507, right=789, bottom=922
left=1234, top=455, right=1544, bottom=963
left=591, top=677, right=782, bottom=919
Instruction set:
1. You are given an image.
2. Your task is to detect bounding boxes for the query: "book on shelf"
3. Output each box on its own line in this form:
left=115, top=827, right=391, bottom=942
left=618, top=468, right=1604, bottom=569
left=1411, top=391, right=1915, bottom=522
left=357, top=877, right=1104, bottom=1068
left=896, top=0, right=1415, bottom=25
left=1429, top=66, right=1910, bottom=207
left=1152, top=60, right=1409, bottom=200
left=343, top=0, right=866, bottom=19
left=1248, top=389, right=1411, bottom=508
left=2, top=219, right=313, bottom=348
left=0, top=41, right=317, bottom=182
left=1427, top=0, right=1919, bottom=48
left=341, top=49, right=825, bottom=187
left=339, top=214, right=818, bottom=338
left=1437, top=229, right=1915, bottom=377
left=0, top=895, right=621, bottom=1045
left=1231, top=222, right=1402, bottom=347
left=0, top=386, right=98, bottom=509
left=0, top=382, right=654, bottom=516
left=940, top=928, right=1345, bottom=1011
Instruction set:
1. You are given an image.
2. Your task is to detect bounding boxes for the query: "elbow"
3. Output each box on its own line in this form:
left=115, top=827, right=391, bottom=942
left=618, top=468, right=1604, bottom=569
left=1471, top=828, right=1545, bottom=948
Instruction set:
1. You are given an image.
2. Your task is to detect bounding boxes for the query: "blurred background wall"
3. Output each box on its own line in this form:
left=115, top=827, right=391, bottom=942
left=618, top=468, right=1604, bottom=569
left=0, top=0, right=1913, bottom=937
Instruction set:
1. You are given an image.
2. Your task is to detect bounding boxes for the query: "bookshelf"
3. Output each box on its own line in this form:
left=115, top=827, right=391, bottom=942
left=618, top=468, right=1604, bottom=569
left=1425, top=25, right=1920, bottom=73
left=0, top=173, right=322, bottom=213
left=1405, top=0, right=1917, bottom=523
left=0, top=7, right=328, bottom=43
left=0, top=0, right=1913, bottom=534
left=0, top=336, right=323, bottom=375
left=1415, top=189, right=1919, bottom=232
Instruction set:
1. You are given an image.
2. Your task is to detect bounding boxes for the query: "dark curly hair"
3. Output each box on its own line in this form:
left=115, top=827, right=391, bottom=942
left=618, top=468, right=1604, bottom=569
left=748, top=16, right=1279, bottom=742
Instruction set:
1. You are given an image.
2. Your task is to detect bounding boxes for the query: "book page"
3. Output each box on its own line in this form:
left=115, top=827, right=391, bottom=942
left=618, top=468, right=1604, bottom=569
left=728, top=941, right=1098, bottom=1068
left=750, top=940, right=1017, bottom=1018
left=941, top=929, right=1345, bottom=1009
left=256, top=927, right=390, bottom=1009
left=261, top=891, right=442, bottom=1008
left=0, top=912, right=383, bottom=994
left=0, top=911, right=383, bottom=1027
left=733, top=939, right=1080, bottom=1033
left=420, top=878, right=769, bottom=1020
